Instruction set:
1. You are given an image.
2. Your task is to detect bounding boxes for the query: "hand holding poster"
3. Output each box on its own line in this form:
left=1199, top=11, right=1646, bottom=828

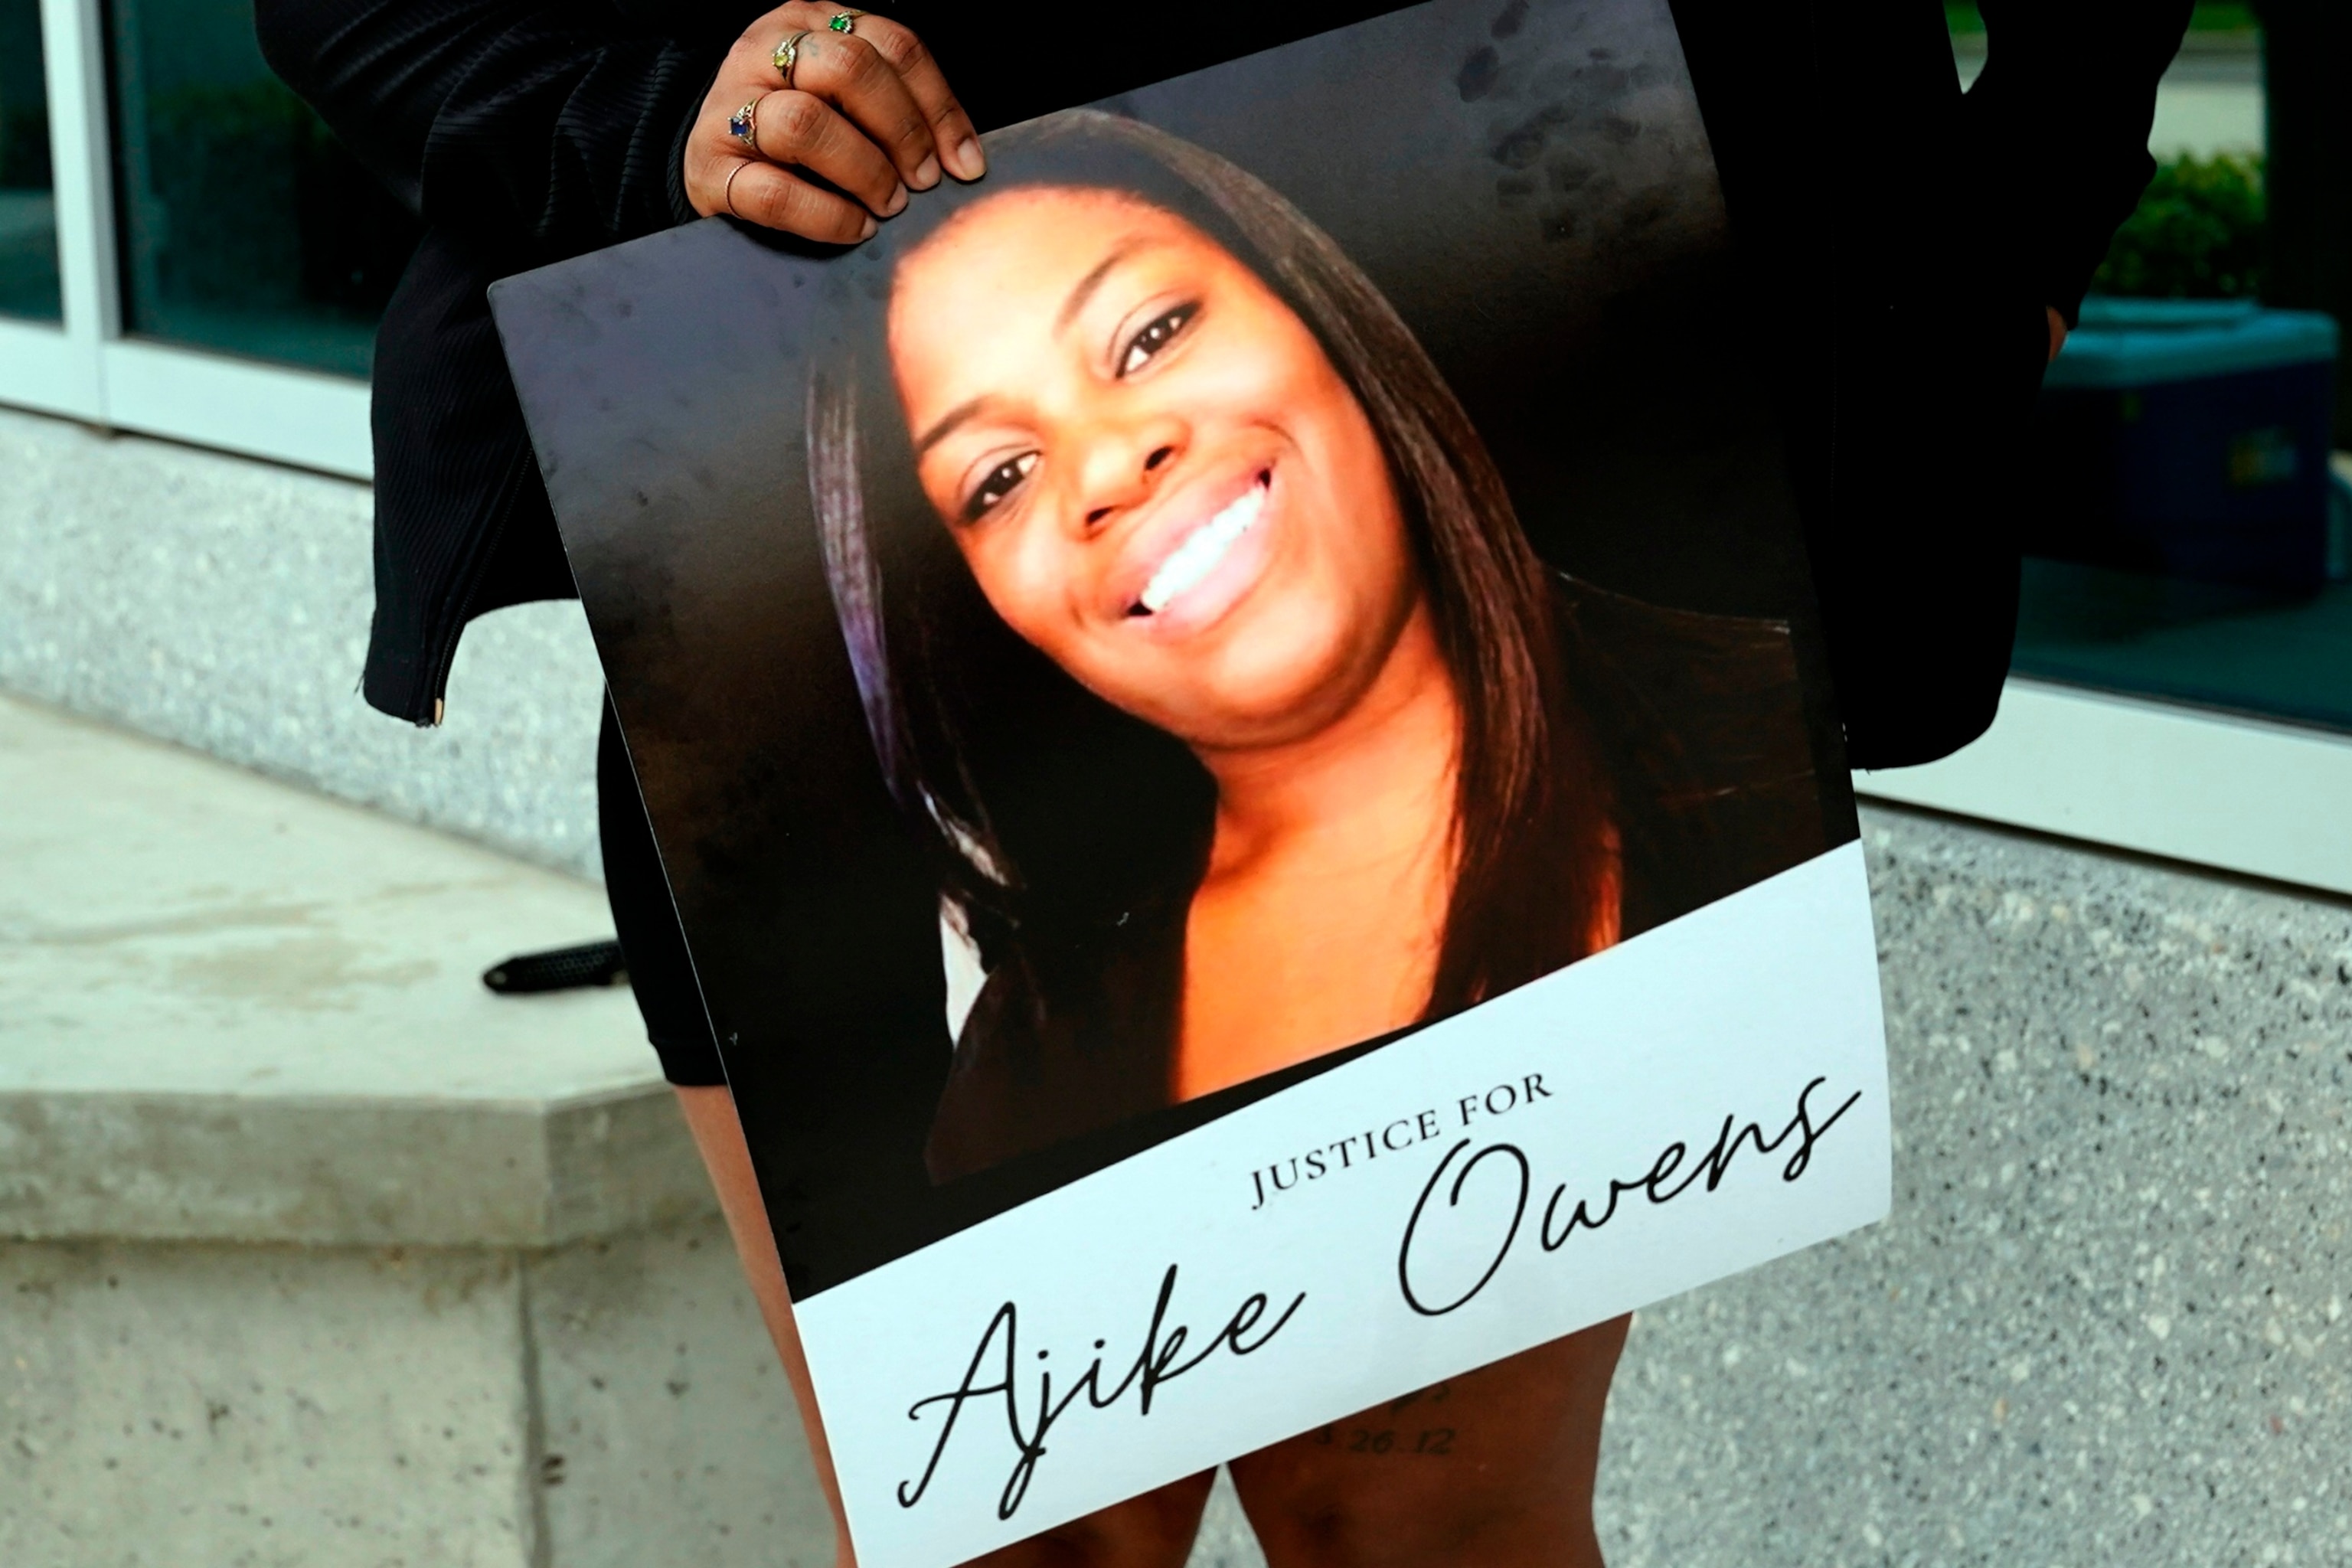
left=493, top=2, right=1890, bottom=1561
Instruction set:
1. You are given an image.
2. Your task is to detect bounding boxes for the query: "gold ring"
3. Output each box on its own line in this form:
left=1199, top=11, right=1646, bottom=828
left=828, top=10, right=863, bottom=34
left=729, top=96, right=761, bottom=153
left=724, top=162, right=750, bottom=218
left=773, top=29, right=811, bottom=83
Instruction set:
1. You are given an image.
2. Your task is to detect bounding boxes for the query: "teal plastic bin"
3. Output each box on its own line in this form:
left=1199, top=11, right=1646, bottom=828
left=2025, top=297, right=2341, bottom=591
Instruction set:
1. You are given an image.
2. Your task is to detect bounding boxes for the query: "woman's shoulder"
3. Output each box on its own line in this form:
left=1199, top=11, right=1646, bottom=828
left=1551, top=571, right=1814, bottom=758
left=1548, top=573, right=1833, bottom=928
left=1552, top=574, right=1804, bottom=696
left=925, top=923, right=1185, bottom=1183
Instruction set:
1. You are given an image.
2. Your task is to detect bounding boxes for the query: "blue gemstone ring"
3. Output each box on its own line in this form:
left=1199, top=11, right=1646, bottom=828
left=730, top=97, right=761, bottom=153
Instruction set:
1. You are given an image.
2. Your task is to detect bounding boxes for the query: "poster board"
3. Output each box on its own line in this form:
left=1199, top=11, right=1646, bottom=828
left=494, top=2, right=1890, bottom=1560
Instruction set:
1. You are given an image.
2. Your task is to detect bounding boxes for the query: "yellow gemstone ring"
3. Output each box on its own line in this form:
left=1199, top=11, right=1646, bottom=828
left=773, top=29, right=811, bottom=83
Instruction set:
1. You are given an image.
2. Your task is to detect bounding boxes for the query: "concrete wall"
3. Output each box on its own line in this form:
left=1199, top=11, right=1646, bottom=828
left=1602, top=808, right=2350, bottom=1568
left=5, top=401, right=2347, bottom=1564
left=1, top=1217, right=830, bottom=1568
left=0, top=405, right=606, bottom=880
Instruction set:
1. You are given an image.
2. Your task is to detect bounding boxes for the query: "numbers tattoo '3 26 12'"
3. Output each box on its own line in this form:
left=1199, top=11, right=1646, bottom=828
left=1309, top=1380, right=1457, bottom=1456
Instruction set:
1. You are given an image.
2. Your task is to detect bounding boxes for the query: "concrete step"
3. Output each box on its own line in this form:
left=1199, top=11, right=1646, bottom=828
left=0, top=689, right=704, bottom=1248
left=0, top=691, right=834, bottom=1568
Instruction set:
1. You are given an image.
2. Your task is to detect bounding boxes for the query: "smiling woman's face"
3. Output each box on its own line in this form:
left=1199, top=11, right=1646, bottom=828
left=887, top=187, right=1420, bottom=754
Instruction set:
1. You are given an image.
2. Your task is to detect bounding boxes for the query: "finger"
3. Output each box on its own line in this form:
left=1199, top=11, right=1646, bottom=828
left=779, top=28, right=942, bottom=192
left=755, top=90, right=907, bottom=218
left=724, top=158, right=878, bottom=243
left=851, top=18, right=985, bottom=182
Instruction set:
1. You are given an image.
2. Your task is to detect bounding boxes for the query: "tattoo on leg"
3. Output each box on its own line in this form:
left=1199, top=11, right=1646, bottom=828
left=1308, top=1422, right=1456, bottom=1459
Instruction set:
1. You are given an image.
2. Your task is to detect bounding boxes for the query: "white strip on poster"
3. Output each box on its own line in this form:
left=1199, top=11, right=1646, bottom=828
left=799, top=840, right=1889, bottom=1568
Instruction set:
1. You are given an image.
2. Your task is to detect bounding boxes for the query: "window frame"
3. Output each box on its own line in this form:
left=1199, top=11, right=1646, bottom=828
left=1857, top=677, right=2352, bottom=899
left=0, top=0, right=372, bottom=479
left=3, top=0, right=2347, bottom=897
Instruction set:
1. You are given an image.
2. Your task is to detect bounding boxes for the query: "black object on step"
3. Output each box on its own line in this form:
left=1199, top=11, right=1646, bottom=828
left=482, top=940, right=629, bottom=995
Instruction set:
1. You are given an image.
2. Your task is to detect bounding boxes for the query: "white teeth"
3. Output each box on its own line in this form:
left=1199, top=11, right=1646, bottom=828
left=1138, top=479, right=1267, bottom=615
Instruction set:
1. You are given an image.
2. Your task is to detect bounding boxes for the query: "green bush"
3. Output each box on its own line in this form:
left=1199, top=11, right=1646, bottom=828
left=2092, top=152, right=2266, bottom=299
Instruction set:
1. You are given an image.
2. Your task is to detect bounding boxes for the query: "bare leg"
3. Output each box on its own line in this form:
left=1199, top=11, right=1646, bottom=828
left=954, top=1472, right=1217, bottom=1568
left=676, top=1086, right=862, bottom=1566
left=1227, top=1317, right=1630, bottom=1568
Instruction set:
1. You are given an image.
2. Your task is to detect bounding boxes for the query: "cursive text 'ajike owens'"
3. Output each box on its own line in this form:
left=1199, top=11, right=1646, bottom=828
left=897, top=1264, right=1305, bottom=1520
left=1397, top=1074, right=1863, bottom=1315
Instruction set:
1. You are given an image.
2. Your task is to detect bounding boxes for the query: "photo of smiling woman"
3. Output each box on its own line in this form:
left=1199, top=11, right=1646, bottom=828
left=808, top=109, right=1828, bottom=1190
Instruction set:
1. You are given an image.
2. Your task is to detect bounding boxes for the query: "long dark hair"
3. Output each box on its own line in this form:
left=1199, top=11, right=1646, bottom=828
left=806, top=109, right=1613, bottom=1043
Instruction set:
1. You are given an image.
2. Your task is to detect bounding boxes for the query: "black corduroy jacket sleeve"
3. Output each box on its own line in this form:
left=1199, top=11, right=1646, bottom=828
left=1674, top=0, right=2190, bottom=766
left=1967, top=0, right=2197, bottom=328
left=253, top=0, right=740, bottom=251
left=256, top=0, right=760, bottom=723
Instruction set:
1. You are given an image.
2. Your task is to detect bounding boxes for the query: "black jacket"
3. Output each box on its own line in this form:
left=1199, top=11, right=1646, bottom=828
left=256, top=0, right=2192, bottom=763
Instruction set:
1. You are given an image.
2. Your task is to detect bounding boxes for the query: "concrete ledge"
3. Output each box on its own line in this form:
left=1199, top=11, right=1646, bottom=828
left=0, top=689, right=824, bottom=1566
left=0, top=1083, right=712, bottom=1247
left=0, top=690, right=707, bottom=1250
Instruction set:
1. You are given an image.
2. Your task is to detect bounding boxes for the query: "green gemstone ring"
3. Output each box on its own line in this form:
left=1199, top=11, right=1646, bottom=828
left=828, top=10, right=863, bottom=33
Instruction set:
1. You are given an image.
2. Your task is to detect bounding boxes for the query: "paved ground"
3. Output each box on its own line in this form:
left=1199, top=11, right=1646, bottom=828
left=0, top=689, right=646, bottom=1106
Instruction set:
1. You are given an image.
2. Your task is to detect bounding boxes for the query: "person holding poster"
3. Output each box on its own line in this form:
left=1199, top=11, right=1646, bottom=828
left=260, top=0, right=2194, bottom=1563
left=763, top=109, right=1824, bottom=1562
